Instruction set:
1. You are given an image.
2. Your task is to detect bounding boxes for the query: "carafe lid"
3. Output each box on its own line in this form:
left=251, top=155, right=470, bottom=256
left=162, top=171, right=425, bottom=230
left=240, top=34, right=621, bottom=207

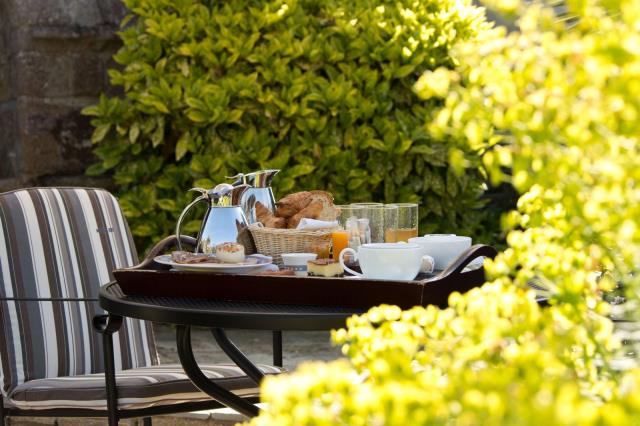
left=210, top=183, right=249, bottom=206
left=189, top=184, right=249, bottom=207
left=227, top=169, right=280, bottom=188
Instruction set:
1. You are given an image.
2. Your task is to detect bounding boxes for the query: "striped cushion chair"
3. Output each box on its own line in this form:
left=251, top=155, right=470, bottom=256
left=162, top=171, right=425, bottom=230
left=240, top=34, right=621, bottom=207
left=0, top=188, right=283, bottom=425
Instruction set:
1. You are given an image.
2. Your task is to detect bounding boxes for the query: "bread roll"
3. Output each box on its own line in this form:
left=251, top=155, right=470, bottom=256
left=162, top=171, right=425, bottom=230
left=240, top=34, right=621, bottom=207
left=308, top=190, right=338, bottom=221
left=256, top=201, right=286, bottom=228
left=264, top=216, right=286, bottom=228
left=276, top=191, right=312, bottom=217
left=287, top=200, right=324, bottom=228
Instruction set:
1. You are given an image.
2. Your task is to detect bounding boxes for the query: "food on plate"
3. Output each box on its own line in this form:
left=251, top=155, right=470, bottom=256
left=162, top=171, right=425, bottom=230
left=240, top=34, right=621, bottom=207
left=171, top=251, right=216, bottom=264
left=170, top=249, right=259, bottom=265
left=307, top=259, right=344, bottom=277
left=255, top=201, right=286, bottom=228
left=256, top=269, right=296, bottom=276
left=214, top=242, right=245, bottom=263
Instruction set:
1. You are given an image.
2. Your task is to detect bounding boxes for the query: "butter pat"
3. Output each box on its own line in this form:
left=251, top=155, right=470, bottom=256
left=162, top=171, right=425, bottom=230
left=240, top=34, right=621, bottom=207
left=307, top=259, right=344, bottom=277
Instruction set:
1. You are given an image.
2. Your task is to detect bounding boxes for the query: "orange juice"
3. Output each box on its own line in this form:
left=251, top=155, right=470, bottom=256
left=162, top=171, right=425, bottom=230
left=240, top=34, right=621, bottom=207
left=385, top=228, right=418, bottom=242
left=331, top=230, right=349, bottom=260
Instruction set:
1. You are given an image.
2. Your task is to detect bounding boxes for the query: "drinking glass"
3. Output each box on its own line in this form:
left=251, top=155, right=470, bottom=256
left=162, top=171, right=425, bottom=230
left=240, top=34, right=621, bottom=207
left=337, top=204, right=365, bottom=227
left=350, top=202, right=384, bottom=207
left=387, top=203, right=419, bottom=242
left=350, top=203, right=386, bottom=243
left=335, top=205, right=365, bottom=253
left=383, top=205, right=399, bottom=242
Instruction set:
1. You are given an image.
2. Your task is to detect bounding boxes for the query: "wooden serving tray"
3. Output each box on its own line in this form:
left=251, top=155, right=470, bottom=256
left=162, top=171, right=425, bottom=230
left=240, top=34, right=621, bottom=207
left=114, top=245, right=497, bottom=310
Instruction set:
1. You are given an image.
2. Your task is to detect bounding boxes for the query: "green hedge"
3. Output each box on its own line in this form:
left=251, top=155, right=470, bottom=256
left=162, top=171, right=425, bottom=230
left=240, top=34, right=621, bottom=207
left=84, top=0, right=493, bottom=249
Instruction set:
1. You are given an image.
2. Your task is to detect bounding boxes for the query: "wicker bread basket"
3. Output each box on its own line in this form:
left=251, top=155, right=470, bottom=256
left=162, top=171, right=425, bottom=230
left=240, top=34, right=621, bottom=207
left=249, top=224, right=337, bottom=268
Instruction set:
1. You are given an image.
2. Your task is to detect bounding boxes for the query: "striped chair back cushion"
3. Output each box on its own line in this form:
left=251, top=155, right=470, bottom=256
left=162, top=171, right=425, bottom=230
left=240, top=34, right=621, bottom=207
left=0, top=188, right=158, bottom=396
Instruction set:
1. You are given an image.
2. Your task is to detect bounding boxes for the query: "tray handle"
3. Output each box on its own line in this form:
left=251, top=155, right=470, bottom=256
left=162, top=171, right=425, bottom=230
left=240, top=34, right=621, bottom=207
left=130, top=235, right=198, bottom=270
left=434, top=244, right=498, bottom=280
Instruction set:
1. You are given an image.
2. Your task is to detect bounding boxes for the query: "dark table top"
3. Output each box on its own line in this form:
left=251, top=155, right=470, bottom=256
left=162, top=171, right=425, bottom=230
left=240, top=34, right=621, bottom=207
left=99, top=282, right=365, bottom=331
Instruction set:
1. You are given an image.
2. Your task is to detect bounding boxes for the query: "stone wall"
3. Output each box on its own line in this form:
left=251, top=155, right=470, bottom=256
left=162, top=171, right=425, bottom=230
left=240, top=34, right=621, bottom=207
left=0, top=0, right=126, bottom=192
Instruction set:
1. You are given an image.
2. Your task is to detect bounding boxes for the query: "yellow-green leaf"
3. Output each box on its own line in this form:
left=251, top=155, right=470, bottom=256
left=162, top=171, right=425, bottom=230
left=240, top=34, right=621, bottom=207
left=129, top=123, right=140, bottom=144
left=175, top=133, right=190, bottom=160
left=151, top=125, right=164, bottom=147
left=91, top=124, right=111, bottom=144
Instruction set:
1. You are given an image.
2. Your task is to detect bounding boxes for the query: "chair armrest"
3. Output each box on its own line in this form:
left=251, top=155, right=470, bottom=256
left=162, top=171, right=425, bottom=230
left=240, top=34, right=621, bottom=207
left=93, top=314, right=123, bottom=335
left=132, top=235, right=198, bottom=270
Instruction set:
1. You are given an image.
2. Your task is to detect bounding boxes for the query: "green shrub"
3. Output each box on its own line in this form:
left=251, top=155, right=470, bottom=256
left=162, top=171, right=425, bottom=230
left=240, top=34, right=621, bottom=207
left=245, top=0, right=640, bottom=424
left=84, top=0, right=493, bottom=248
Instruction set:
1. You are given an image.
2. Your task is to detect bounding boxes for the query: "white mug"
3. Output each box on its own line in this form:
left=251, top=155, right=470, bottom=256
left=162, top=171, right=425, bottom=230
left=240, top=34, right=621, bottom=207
left=339, top=243, right=424, bottom=281
left=408, top=234, right=471, bottom=270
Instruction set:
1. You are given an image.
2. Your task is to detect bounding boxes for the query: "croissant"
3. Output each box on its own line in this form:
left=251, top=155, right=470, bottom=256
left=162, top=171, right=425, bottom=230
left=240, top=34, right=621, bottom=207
left=287, top=200, right=324, bottom=229
left=256, top=202, right=286, bottom=228
left=276, top=191, right=312, bottom=217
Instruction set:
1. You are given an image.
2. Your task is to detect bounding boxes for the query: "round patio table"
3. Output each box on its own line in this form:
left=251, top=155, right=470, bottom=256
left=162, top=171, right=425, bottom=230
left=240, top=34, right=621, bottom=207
left=99, top=282, right=364, bottom=418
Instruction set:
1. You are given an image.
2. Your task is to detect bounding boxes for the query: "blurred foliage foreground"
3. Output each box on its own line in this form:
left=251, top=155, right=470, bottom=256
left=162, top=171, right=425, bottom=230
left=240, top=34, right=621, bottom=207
left=246, top=0, right=640, bottom=424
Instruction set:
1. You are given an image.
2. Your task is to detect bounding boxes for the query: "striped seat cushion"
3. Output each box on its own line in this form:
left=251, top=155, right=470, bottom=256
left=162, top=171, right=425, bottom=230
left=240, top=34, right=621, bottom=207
left=0, top=188, right=158, bottom=397
left=7, top=363, right=285, bottom=410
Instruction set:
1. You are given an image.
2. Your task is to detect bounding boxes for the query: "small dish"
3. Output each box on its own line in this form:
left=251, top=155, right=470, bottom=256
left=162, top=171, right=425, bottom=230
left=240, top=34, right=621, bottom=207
left=281, top=253, right=318, bottom=276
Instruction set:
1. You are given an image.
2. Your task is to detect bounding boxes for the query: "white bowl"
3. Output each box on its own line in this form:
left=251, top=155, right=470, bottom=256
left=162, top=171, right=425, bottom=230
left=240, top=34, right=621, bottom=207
left=408, top=235, right=471, bottom=270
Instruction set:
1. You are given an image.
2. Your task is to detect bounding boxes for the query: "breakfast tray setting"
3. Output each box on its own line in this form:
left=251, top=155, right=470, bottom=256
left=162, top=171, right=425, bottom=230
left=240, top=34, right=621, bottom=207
left=113, top=245, right=497, bottom=310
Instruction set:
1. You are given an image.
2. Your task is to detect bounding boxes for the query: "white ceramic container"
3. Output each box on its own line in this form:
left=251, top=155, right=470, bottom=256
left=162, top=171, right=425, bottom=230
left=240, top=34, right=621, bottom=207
left=408, top=234, right=471, bottom=270
left=339, top=243, right=423, bottom=281
left=281, top=253, right=318, bottom=276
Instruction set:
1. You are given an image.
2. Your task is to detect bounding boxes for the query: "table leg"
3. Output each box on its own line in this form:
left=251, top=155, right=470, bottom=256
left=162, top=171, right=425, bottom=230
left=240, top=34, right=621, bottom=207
left=176, top=325, right=260, bottom=418
left=272, top=330, right=283, bottom=367
left=210, top=328, right=265, bottom=384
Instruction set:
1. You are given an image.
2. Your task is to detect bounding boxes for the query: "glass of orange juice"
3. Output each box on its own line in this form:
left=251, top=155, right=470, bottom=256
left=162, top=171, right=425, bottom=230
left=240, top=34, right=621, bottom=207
left=331, top=229, right=349, bottom=260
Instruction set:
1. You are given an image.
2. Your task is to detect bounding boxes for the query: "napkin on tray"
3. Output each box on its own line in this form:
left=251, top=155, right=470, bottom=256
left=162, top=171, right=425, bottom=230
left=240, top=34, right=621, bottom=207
left=296, top=218, right=339, bottom=230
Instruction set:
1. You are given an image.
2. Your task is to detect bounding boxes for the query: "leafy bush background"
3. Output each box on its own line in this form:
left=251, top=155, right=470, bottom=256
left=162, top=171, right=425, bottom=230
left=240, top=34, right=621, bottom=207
left=84, top=0, right=495, bottom=249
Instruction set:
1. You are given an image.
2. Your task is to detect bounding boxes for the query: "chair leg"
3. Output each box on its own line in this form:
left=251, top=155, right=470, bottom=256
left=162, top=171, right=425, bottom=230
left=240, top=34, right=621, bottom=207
left=0, top=394, right=6, bottom=426
left=142, top=417, right=152, bottom=426
left=272, top=330, right=283, bottom=367
left=104, top=331, right=119, bottom=426
left=94, top=314, right=123, bottom=426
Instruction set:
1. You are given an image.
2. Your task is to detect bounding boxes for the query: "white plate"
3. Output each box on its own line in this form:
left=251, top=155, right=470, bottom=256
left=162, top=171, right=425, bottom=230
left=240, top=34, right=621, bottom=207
left=154, top=254, right=273, bottom=274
